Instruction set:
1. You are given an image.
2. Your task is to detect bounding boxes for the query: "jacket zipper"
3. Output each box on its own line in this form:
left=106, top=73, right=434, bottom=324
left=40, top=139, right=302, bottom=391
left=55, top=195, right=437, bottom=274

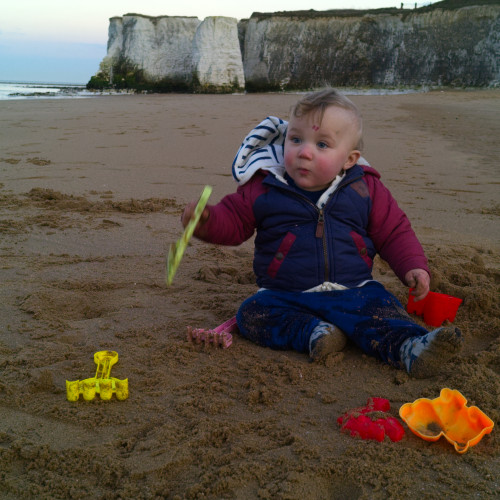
left=315, top=209, right=324, bottom=238
left=315, top=208, right=329, bottom=281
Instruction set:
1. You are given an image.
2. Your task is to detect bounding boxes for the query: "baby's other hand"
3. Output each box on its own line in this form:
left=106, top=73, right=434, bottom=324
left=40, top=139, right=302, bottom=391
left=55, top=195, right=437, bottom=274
left=405, top=269, right=430, bottom=302
left=181, top=201, right=210, bottom=229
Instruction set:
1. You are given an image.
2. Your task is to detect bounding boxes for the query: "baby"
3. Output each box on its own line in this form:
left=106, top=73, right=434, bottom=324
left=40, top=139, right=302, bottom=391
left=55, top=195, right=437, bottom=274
left=182, top=89, right=462, bottom=378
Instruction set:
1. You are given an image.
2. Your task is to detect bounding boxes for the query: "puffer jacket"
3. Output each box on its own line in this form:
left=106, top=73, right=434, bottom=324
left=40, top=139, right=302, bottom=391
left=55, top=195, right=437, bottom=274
left=194, top=164, right=429, bottom=291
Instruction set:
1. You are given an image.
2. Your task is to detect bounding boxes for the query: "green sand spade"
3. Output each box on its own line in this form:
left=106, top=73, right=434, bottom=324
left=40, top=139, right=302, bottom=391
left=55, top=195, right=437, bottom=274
left=166, top=185, right=212, bottom=286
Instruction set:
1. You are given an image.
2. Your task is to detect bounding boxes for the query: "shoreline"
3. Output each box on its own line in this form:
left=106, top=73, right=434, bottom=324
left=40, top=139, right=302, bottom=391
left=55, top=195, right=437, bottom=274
left=2, top=80, right=499, bottom=100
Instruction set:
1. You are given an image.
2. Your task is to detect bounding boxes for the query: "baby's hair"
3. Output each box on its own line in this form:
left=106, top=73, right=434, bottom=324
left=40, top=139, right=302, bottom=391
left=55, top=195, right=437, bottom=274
left=290, top=88, right=363, bottom=150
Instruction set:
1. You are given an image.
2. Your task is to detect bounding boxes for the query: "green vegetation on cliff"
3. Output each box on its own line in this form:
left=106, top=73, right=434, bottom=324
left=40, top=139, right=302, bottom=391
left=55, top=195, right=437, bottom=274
left=251, top=0, right=500, bottom=20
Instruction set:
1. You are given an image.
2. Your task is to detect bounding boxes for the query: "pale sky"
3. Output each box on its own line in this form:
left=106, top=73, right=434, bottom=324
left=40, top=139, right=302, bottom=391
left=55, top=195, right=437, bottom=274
left=0, top=0, right=438, bottom=84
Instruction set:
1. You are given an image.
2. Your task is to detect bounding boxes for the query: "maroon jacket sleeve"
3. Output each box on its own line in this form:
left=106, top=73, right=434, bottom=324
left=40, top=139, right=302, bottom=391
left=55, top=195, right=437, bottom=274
left=193, top=172, right=268, bottom=246
left=364, top=167, right=430, bottom=284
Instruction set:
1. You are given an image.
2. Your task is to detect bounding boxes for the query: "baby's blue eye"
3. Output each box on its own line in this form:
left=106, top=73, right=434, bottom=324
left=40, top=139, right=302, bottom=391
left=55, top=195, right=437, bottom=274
left=317, top=141, right=328, bottom=149
left=291, top=137, right=301, bottom=144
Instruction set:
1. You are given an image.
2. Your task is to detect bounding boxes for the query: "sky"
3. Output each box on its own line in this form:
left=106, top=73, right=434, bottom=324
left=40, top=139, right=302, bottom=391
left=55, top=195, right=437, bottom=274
left=0, top=1, right=438, bottom=84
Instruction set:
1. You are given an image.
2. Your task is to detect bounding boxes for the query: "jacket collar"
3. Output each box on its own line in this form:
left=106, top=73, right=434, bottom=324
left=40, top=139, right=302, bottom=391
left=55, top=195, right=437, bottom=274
left=263, top=164, right=366, bottom=208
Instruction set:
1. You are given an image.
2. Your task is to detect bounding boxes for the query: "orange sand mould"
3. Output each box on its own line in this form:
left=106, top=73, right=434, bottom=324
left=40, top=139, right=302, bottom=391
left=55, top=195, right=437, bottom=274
left=399, top=388, right=494, bottom=453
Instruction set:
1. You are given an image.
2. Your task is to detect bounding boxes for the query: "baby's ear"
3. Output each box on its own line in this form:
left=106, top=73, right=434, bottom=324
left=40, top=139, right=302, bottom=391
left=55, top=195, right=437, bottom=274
left=343, top=150, right=361, bottom=170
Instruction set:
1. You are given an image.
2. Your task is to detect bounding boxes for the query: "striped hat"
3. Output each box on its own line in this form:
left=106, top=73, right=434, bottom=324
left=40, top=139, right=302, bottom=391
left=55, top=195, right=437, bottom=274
left=231, top=115, right=370, bottom=185
left=232, top=116, right=287, bottom=185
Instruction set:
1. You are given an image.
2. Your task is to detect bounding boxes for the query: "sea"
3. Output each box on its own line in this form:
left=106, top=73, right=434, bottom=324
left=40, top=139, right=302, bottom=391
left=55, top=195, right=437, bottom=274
left=0, top=81, right=117, bottom=100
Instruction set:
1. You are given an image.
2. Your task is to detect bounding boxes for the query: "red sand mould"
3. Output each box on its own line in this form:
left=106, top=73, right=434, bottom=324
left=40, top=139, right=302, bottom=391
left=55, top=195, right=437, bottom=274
left=407, top=289, right=462, bottom=327
left=338, top=397, right=405, bottom=442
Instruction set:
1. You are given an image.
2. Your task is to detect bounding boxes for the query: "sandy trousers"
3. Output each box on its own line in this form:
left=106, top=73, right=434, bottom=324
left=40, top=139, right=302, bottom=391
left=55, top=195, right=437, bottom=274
left=236, top=281, right=429, bottom=367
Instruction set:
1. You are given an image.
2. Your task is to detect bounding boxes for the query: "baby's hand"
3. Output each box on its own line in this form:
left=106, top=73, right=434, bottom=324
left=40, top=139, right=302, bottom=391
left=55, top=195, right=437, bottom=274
left=405, top=269, right=430, bottom=302
left=181, top=201, right=210, bottom=230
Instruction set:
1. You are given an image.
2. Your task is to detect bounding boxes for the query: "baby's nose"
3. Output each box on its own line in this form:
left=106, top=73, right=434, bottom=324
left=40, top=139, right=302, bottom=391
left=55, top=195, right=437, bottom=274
left=298, top=143, right=313, bottom=159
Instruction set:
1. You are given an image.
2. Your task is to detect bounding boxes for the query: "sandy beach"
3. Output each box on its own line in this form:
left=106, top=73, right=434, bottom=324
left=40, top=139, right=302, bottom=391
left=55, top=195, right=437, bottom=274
left=0, top=89, right=498, bottom=499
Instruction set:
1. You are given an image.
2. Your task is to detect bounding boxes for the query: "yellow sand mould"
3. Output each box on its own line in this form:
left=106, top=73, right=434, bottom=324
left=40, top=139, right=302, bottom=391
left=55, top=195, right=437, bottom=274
left=399, top=388, right=494, bottom=453
left=66, top=351, right=129, bottom=401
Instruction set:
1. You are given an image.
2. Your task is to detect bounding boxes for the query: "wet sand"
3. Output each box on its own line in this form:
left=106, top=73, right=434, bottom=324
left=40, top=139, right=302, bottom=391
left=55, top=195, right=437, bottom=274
left=0, top=90, right=498, bottom=499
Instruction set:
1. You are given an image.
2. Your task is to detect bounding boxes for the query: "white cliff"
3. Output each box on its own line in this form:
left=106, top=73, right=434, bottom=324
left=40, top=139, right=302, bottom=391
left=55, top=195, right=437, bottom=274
left=242, top=5, right=500, bottom=89
left=97, top=17, right=123, bottom=81
left=120, top=15, right=200, bottom=83
left=192, top=17, right=245, bottom=91
left=95, top=14, right=244, bottom=92
left=91, top=5, right=500, bottom=91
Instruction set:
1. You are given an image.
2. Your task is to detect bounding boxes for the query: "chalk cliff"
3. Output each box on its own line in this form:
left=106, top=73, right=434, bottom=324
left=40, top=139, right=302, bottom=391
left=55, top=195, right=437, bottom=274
left=243, top=5, right=500, bottom=89
left=94, top=14, right=244, bottom=92
left=90, top=4, right=499, bottom=91
left=192, top=17, right=245, bottom=91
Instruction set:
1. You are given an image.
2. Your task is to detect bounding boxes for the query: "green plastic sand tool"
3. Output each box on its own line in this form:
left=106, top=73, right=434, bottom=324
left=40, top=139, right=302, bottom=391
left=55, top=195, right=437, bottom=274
left=166, top=185, right=212, bottom=286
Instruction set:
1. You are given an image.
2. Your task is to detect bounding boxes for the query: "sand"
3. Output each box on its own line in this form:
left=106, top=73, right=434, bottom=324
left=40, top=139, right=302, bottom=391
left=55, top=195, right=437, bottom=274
left=0, top=89, right=498, bottom=499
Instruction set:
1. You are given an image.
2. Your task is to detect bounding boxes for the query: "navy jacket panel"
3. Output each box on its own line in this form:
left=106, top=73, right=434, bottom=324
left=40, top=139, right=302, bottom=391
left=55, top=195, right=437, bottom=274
left=252, top=165, right=375, bottom=290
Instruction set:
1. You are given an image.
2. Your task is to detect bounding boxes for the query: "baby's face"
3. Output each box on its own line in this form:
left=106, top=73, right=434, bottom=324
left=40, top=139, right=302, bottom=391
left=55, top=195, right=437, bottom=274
left=284, top=106, right=360, bottom=192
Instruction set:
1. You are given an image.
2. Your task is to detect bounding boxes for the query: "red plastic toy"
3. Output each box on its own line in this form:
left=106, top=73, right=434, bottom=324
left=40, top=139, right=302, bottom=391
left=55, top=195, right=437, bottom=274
left=407, top=289, right=462, bottom=327
left=338, top=397, right=405, bottom=442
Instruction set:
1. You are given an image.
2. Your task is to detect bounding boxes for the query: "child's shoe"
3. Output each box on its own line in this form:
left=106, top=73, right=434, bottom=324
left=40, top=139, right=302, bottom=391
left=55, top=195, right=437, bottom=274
left=400, top=326, right=463, bottom=378
left=309, top=321, right=347, bottom=362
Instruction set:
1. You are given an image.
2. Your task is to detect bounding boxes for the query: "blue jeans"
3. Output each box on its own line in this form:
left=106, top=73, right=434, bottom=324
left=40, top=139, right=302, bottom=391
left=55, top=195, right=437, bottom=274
left=236, top=281, right=428, bottom=367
